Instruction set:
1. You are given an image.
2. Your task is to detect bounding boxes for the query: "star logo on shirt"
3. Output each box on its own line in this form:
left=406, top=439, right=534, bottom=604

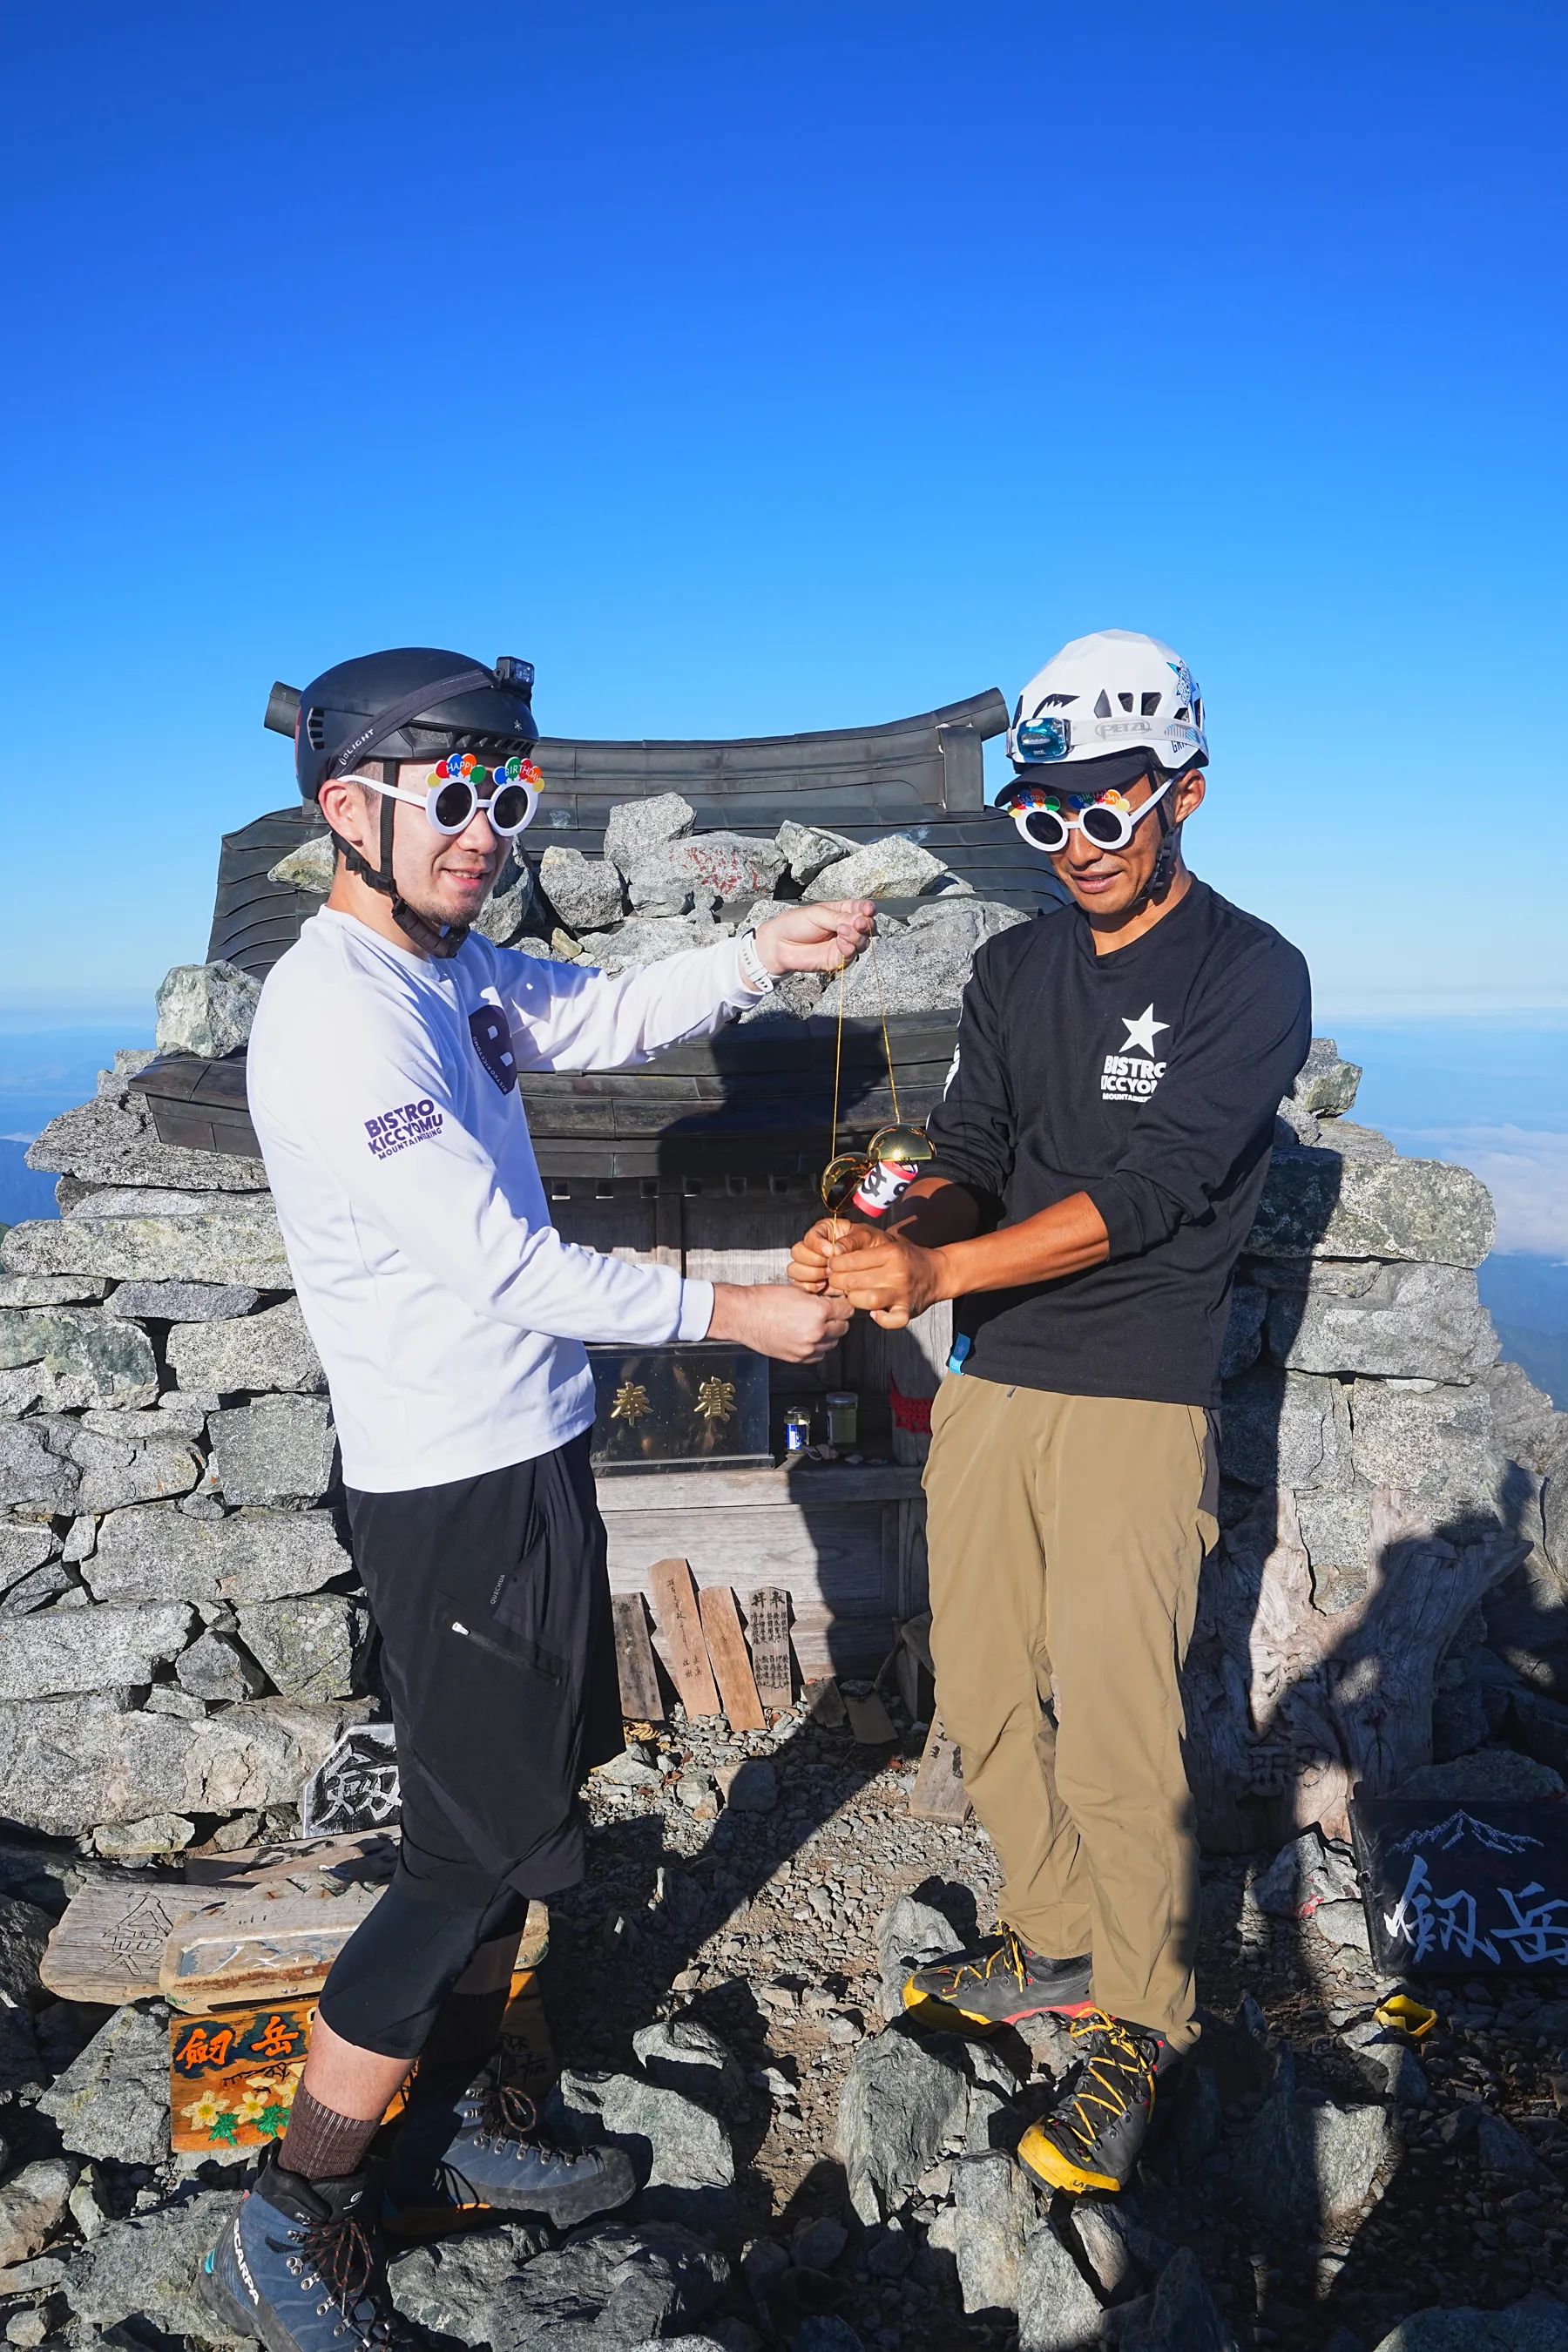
left=1119, top=1004, right=1170, bottom=1059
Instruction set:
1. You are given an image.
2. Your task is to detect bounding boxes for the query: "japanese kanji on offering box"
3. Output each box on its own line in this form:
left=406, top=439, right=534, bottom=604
left=1349, top=1798, right=1568, bottom=1978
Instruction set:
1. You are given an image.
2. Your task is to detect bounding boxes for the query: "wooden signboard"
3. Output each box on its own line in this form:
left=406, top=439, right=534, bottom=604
left=170, top=1999, right=314, bottom=2153
left=159, top=1885, right=385, bottom=2012
left=648, top=1557, right=720, bottom=1719
left=168, top=1963, right=557, bottom=2155
left=612, top=1592, right=665, bottom=1724
left=42, top=1882, right=197, bottom=2006
left=909, top=1713, right=971, bottom=1824
left=1349, top=1799, right=1568, bottom=1977
left=844, top=1691, right=897, bottom=1745
left=184, top=1831, right=399, bottom=1891
left=697, top=1584, right=767, bottom=1732
left=745, top=1586, right=794, bottom=1712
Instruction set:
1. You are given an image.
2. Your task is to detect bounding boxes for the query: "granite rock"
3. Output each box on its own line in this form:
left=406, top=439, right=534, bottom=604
left=167, top=1296, right=324, bottom=1396
left=1295, top=1486, right=1377, bottom=1611
left=237, top=1593, right=365, bottom=1700
left=95, top=1809, right=196, bottom=1855
left=0, top=1524, right=57, bottom=1595
left=1266, top=1261, right=1498, bottom=1382
left=471, top=850, right=537, bottom=947
left=776, top=821, right=857, bottom=886
left=175, top=1625, right=267, bottom=1700
left=1250, top=1830, right=1361, bottom=1919
left=486, top=2220, right=728, bottom=2352
left=604, top=792, right=696, bottom=868
left=578, top=911, right=728, bottom=972
left=154, top=959, right=261, bottom=1058
left=2, top=1204, right=289, bottom=1287
left=0, top=1421, right=81, bottom=1516
left=0, top=1275, right=112, bottom=1306
left=388, top=2217, right=554, bottom=2344
left=1396, top=1744, right=1565, bottom=1802
left=0, top=1599, right=196, bottom=1700
left=0, top=1689, right=355, bottom=1834
left=24, top=1080, right=267, bottom=1192
left=0, top=1560, right=72, bottom=1616
left=0, top=2161, right=74, bottom=2268
left=63, top=1426, right=202, bottom=1512
left=1340, top=2019, right=1429, bottom=2105
left=1369, top=2301, right=1568, bottom=2352
left=0, top=1895, right=52, bottom=2008
left=0, top=1308, right=159, bottom=1410
left=803, top=834, right=946, bottom=902
left=836, top=2020, right=973, bottom=2223
left=86, top=1502, right=350, bottom=1605
left=1291, top=1037, right=1362, bottom=1118
left=210, top=1395, right=335, bottom=1504
left=67, top=2188, right=247, bottom=2342
left=876, top=1890, right=965, bottom=2021
left=110, top=1281, right=260, bottom=1321
left=38, top=2002, right=170, bottom=2163
left=953, top=2149, right=1038, bottom=2315
left=541, top=844, right=626, bottom=930
left=267, top=833, right=336, bottom=894
left=1218, top=1365, right=1353, bottom=1491
left=551, top=2068, right=734, bottom=2218
left=834, top=923, right=973, bottom=1017
left=1016, top=2218, right=1107, bottom=2351
left=1247, top=1150, right=1495, bottom=1267
left=1102, top=2246, right=1236, bottom=2352
left=632, top=2018, right=752, bottom=2121
left=1239, top=2086, right=1400, bottom=2235
left=1220, top=1283, right=1267, bottom=1379
left=626, top=832, right=787, bottom=915
left=1349, top=1379, right=1520, bottom=1538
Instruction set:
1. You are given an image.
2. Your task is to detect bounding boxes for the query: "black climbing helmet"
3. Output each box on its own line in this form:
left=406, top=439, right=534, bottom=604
left=262, top=647, right=539, bottom=960
left=264, top=647, right=538, bottom=804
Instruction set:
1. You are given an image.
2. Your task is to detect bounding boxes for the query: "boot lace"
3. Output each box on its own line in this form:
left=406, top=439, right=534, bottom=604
left=268, top=2205, right=395, bottom=2348
left=1052, top=2010, right=1158, bottom=2158
left=936, top=1927, right=1034, bottom=1990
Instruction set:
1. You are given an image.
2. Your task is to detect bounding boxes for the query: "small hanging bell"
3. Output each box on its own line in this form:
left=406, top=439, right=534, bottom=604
left=868, top=1125, right=935, bottom=1167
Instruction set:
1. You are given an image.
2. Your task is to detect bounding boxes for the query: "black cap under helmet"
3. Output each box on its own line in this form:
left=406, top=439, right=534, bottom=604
left=281, top=646, right=538, bottom=803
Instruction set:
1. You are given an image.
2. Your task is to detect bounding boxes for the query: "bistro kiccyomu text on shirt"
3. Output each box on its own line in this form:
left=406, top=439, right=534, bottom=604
left=925, top=880, right=1312, bottom=1409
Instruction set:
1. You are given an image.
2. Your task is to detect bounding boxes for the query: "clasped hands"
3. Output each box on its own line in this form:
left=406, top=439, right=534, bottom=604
left=787, top=1213, right=947, bottom=1332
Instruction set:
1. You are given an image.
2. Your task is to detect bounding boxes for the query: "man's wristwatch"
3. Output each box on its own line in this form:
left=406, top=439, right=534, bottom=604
left=736, top=929, right=775, bottom=995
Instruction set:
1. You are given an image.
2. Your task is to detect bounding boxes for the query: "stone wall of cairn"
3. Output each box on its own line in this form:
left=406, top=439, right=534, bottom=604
left=1, top=950, right=1565, bottom=1864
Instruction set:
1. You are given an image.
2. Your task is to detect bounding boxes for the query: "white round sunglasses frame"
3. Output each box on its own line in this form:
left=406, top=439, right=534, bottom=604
left=338, top=766, right=540, bottom=839
left=1005, top=769, right=1176, bottom=855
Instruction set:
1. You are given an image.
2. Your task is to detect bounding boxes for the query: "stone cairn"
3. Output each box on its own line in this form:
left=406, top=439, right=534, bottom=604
left=1, top=794, right=1565, bottom=1865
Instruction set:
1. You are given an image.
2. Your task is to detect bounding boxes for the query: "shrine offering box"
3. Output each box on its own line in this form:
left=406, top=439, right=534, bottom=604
left=588, top=1340, right=769, bottom=1472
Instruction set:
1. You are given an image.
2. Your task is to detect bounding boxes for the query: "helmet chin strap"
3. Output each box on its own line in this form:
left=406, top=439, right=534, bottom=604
left=1130, top=769, right=1186, bottom=910
left=326, top=766, right=470, bottom=960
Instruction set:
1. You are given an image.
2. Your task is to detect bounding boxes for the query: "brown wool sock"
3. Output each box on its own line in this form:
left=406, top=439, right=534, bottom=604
left=278, top=2086, right=386, bottom=2183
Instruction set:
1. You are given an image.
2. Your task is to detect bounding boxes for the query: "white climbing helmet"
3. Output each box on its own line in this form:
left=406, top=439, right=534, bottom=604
left=1004, top=629, right=1207, bottom=774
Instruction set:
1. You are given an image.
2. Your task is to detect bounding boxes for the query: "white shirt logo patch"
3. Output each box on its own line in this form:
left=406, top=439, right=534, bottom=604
left=1102, top=1004, right=1169, bottom=1103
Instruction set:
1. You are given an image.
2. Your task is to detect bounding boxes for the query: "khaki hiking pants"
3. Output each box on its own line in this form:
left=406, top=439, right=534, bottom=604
left=923, top=1374, right=1218, bottom=2051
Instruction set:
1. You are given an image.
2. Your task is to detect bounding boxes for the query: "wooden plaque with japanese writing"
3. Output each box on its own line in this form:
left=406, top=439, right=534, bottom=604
left=159, top=1885, right=385, bottom=2012
left=1349, top=1798, right=1568, bottom=1977
left=745, top=1585, right=794, bottom=1712
left=648, top=1556, right=720, bottom=1718
left=612, top=1592, right=665, bottom=1724
left=183, top=1831, right=400, bottom=1891
left=697, top=1583, right=767, bottom=1732
left=909, top=1713, right=971, bottom=1824
left=42, top=1882, right=199, bottom=2006
left=169, top=2000, right=315, bottom=2153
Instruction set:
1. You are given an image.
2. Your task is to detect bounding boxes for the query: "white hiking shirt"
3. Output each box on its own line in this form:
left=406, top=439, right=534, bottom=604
left=247, top=908, right=759, bottom=1492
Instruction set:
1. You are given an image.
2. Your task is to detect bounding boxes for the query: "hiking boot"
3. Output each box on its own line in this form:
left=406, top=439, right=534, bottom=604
left=1015, top=2010, right=1166, bottom=2194
left=903, top=1927, right=1093, bottom=2032
left=383, top=2068, right=636, bottom=2239
left=200, top=2150, right=403, bottom=2352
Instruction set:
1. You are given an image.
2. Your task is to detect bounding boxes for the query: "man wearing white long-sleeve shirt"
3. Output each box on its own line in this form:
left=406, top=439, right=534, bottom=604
left=206, top=648, right=867, bottom=2352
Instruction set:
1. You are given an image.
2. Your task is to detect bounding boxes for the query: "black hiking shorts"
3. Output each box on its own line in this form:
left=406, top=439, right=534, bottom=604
left=346, top=1429, right=622, bottom=1911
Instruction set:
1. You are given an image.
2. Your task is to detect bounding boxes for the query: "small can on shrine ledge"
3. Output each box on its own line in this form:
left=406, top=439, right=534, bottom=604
left=825, top=1390, right=859, bottom=1447
left=783, top=1408, right=812, bottom=1454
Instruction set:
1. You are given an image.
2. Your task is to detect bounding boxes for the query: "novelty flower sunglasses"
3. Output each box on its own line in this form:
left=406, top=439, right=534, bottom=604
left=1006, top=770, right=1175, bottom=854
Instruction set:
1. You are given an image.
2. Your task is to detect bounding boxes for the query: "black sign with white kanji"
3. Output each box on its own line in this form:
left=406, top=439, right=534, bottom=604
left=1349, top=1799, right=1568, bottom=1977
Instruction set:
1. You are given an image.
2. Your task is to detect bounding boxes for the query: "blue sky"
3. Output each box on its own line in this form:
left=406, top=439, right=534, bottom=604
left=2, top=4, right=1566, bottom=1246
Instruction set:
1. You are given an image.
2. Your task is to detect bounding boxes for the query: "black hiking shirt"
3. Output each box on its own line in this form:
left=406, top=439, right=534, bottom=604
left=924, top=878, right=1312, bottom=1408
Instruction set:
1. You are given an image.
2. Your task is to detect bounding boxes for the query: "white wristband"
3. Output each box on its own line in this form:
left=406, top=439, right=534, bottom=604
left=736, top=930, right=774, bottom=995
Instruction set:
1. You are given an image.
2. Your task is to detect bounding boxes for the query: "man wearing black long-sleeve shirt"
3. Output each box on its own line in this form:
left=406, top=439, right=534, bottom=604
left=791, top=631, right=1311, bottom=2194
